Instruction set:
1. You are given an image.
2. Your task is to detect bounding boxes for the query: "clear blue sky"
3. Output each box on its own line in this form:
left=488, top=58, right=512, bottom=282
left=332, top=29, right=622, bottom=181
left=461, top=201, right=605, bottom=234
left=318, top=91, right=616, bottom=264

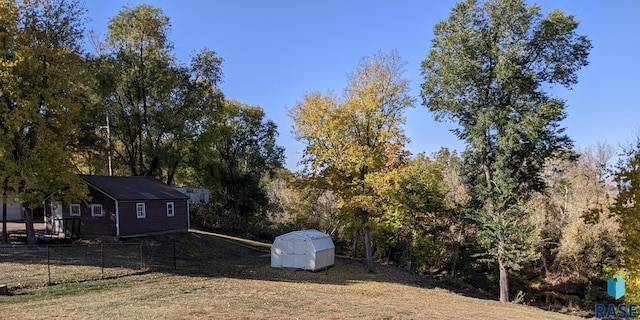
left=83, top=0, right=640, bottom=170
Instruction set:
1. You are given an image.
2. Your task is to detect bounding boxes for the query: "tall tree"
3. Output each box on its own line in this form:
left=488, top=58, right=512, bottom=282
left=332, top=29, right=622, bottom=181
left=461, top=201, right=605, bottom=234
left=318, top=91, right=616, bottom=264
left=290, top=50, right=414, bottom=272
left=420, top=0, right=591, bottom=302
left=434, top=148, right=470, bottom=276
left=368, top=154, right=445, bottom=272
left=192, top=100, right=284, bottom=232
left=612, top=138, right=640, bottom=303
left=0, top=0, right=19, bottom=244
left=99, top=5, right=223, bottom=184
left=0, top=0, right=90, bottom=247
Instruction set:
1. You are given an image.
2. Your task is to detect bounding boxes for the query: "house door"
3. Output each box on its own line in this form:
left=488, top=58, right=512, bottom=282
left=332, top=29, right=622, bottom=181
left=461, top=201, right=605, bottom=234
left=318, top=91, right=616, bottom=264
left=51, top=201, right=63, bottom=234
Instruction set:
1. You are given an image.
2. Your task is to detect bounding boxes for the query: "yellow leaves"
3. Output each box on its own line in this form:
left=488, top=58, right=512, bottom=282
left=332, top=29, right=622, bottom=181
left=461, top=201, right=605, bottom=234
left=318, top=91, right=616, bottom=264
left=0, top=62, right=15, bottom=85
left=289, top=50, right=415, bottom=224
left=288, top=91, right=337, bottom=142
left=290, top=55, right=412, bottom=173
left=338, top=195, right=379, bottom=216
left=0, top=1, right=19, bottom=24
left=365, top=169, right=401, bottom=200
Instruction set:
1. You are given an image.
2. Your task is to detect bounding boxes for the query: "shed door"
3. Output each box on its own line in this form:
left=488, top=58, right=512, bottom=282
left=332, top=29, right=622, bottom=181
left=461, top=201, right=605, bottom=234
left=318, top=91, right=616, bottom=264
left=51, top=201, right=63, bottom=234
left=283, top=238, right=307, bottom=269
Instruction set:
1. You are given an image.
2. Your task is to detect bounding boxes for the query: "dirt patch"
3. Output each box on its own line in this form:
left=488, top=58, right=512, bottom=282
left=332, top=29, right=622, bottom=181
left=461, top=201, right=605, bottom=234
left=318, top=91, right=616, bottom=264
left=0, top=222, right=45, bottom=234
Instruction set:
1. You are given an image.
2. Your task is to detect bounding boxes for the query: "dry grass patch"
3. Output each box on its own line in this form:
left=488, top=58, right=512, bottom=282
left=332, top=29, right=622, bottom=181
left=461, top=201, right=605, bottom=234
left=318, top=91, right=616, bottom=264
left=0, top=230, right=583, bottom=319
left=0, top=243, right=150, bottom=290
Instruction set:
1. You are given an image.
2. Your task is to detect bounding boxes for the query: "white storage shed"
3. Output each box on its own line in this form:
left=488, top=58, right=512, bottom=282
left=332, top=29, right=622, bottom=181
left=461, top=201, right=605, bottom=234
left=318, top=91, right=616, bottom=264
left=271, top=229, right=335, bottom=271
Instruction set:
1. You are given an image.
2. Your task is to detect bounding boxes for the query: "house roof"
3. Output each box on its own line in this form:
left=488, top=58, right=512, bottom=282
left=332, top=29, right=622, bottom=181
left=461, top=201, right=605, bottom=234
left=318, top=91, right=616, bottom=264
left=80, top=175, right=189, bottom=201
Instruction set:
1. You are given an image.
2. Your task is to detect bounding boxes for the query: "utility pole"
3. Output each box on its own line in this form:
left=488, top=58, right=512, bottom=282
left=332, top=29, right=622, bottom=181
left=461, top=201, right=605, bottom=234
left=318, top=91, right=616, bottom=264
left=100, top=111, right=113, bottom=176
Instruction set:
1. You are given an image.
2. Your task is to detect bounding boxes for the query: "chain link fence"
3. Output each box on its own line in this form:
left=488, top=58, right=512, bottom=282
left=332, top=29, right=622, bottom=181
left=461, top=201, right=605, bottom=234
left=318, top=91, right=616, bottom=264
left=0, top=240, right=179, bottom=290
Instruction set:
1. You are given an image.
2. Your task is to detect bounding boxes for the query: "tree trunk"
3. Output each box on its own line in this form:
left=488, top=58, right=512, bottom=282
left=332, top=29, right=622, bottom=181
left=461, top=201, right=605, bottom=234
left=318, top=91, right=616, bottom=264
left=358, top=165, right=373, bottom=273
left=498, top=242, right=509, bottom=303
left=483, top=131, right=493, bottom=190
left=541, top=254, right=549, bottom=277
left=24, top=207, right=36, bottom=250
left=363, top=210, right=373, bottom=273
left=166, top=159, right=180, bottom=186
left=405, top=235, right=412, bottom=271
left=351, top=229, right=359, bottom=259
left=451, top=218, right=465, bottom=276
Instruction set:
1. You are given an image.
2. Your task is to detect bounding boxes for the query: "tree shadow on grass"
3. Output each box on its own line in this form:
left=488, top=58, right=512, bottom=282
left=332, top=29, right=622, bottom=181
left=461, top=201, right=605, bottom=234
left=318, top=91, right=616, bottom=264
left=143, top=230, right=589, bottom=317
left=144, top=230, right=499, bottom=299
left=1, top=229, right=521, bottom=308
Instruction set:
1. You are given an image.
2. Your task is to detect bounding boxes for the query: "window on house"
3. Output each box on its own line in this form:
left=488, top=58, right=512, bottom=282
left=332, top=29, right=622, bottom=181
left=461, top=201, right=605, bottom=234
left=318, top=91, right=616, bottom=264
left=136, top=203, right=146, bottom=219
left=166, top=202, right=174, bottom=217
left=70, top=204, right=81, bottom=217
left=91, top=204, right=103, bottom=217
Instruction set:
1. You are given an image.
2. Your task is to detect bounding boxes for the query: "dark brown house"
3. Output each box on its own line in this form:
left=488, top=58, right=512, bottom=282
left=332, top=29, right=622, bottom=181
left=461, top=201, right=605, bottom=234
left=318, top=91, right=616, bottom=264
left=45, top=175, right=190, bottom=238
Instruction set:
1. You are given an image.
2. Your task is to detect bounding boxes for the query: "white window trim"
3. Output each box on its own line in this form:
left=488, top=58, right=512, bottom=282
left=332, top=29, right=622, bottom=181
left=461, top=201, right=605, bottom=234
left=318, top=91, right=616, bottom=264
left=136, top=203, right=146, bottom=219
left=70, top=204, right=81, bottom=217
left=166, top=202, right=175, bottom=217
left=91, top=204, right=103, bottom=217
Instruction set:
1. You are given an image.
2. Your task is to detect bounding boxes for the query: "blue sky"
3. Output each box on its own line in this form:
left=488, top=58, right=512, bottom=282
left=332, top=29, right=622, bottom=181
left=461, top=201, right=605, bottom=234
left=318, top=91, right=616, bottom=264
left=83, top=0, right=640, bottom=170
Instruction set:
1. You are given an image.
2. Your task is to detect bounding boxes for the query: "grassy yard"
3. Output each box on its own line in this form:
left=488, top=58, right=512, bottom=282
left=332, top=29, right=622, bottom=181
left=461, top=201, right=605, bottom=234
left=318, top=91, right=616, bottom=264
left=0, top=230, right=584, bottom=319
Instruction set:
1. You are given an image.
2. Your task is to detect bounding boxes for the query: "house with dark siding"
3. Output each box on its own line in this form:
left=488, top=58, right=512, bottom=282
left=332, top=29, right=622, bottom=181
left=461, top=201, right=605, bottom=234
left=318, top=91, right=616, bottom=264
left=45, top=175, right=190, bottom=238
left=0, top=196, right=23, bottom=221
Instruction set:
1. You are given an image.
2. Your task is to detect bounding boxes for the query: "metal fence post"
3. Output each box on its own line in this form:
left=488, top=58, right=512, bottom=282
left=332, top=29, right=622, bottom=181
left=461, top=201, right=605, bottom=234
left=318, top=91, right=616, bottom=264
left=47, top=246, right=51, bottom=285
left=101, top=243, right=104, bottom=279
left=140, top=243, right=144, bottom=270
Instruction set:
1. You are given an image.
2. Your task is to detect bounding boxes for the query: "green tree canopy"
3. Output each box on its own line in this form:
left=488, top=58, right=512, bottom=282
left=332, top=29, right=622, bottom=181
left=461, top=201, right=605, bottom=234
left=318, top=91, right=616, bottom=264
left=612, top=139, right=640, bottom=303
left=0, top=0, right=90, bottom=247
left=98, top=5, right=223, bottom=184
left=420, top=0, right=591, bottom=302
left=290, top=50, right=414, bottom=272
left=191, top=100, right=284, bottom=232
left=368, top=153, right=445, bottom=272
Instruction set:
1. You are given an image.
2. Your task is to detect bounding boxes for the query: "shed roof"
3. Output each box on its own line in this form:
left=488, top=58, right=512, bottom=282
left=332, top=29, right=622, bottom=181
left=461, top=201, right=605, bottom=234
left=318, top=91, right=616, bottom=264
left=80, top=175, right=189, bottom=201
left=275, top=229, right=335, bottom=251
left=285, top=229, right=331, bottom=240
